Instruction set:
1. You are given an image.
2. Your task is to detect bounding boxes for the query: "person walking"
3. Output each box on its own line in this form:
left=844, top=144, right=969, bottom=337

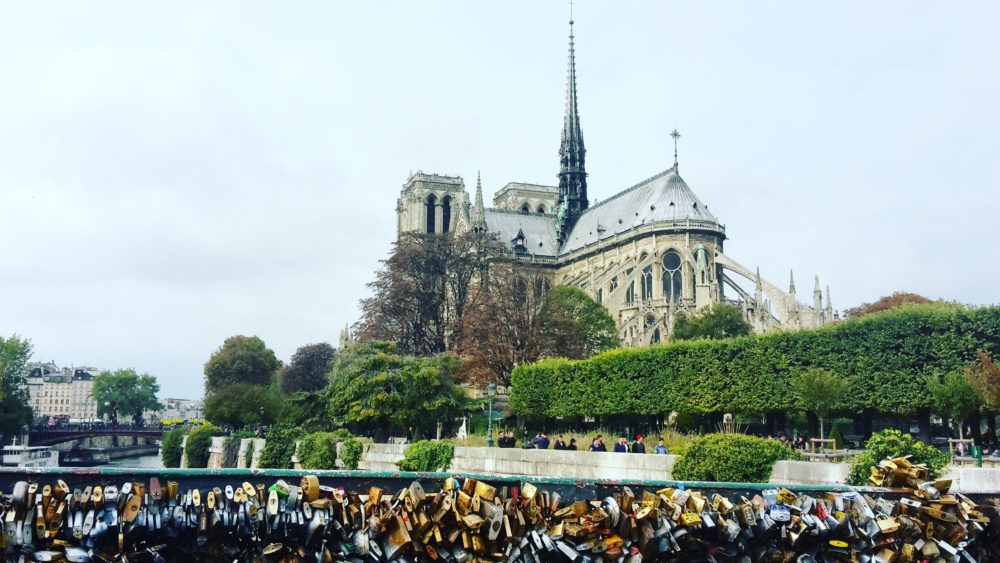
left=654, top=438, right=669, bottom=455
left=536, top=432, right=550, bottom=449
left=553, top=435, right=567, bottom=450
left=566, top=438, right=578, bottom=451
left=613, top=436, right=630, bottom=453
left=632, top=434, right=646, bottom=454
left=588, top=437, right=605, bottom=452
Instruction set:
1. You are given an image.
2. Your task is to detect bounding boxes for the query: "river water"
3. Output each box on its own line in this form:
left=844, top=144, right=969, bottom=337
left=104, top=452, right=164, bottom=469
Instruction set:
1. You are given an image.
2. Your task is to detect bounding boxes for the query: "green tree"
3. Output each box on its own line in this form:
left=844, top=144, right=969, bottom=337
left=184, top=424, right=224, bottom=468
left=279, top=342, right=336, bottom=394
left=928, top=370, right=982, bottom=437
left=672, top=304, right=752, bottom=341
left=161, top=426, right=186, bottom=468
left=0, top=335, right=34, bottom=444
left=791, top=368, right=849, bottom=441
left=327, top=341, right=473, bottom=440
left=204, top=335, right=281, bottom=393
left=202, top=383, right=286, bottom=429
left=91, top=369, right=161, bottom=425
left=532, top=286, right=618, bottom=360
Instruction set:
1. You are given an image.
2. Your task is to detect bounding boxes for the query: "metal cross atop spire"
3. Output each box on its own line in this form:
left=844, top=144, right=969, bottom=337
left=671, top=128, right=681, bottom=169
left=569, top=0, right=574, bottom=24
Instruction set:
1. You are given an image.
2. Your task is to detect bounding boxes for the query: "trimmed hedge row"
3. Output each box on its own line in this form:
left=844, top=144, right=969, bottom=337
left=673, top=434, right=804, bottom=483
left=510, top=304, right=1000, bottom=417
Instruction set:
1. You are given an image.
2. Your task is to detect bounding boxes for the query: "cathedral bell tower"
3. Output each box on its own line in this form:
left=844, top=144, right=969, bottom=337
left=556, top=19, right=588, bottom=245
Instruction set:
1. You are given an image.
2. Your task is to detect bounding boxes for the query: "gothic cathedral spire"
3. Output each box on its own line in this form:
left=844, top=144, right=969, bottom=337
left=557, top=18, right=588, bottom=245
left=471, top=170, right=487, bottom=232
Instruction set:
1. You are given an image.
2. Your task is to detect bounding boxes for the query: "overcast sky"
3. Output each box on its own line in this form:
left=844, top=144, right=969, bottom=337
left=2, top=2, right=997, bottom=400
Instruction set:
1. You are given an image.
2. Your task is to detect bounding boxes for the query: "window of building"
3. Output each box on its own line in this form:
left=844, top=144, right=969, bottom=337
left=537, top=205, right=545, bottom=214
left=441, top=195, right=452, bottom=234
left=425, top=194, right=437, bottom=233
left=609, top=276, right=618, bottom=293
left=641, top=265, right=653, bottom=301
left=521, top=203, right=530, bottom=214
left=625, top=280, right=635, bottom=304
left=596, top=288, right=603, bottom=304
left=662, top=250, right=683, bottom=304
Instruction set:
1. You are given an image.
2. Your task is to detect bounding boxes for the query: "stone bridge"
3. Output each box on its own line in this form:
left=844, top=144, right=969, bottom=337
left=27, top=425, right=164, bottom=446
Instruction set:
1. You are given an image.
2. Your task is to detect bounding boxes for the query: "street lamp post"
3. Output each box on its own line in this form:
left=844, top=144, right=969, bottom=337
left=486, top=383, right=497, bottom=448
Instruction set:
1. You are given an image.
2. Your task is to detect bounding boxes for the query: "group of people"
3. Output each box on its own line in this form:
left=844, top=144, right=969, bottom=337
left=586, top=434, right=669, bottom=454
left=497, top=431, right=670, bottom=454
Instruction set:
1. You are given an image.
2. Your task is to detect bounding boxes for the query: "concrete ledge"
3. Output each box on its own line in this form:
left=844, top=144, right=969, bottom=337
left=769, top=461, right=849, bottom=486
left=450, top=446, right=676, bottom=481
left=942, top=467, right=1000, bottom=493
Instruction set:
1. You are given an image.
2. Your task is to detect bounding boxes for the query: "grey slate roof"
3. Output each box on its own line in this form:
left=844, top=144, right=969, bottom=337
left=561, top=166, right=721, bottom=254
left=484, top=209, right=559, bottom=257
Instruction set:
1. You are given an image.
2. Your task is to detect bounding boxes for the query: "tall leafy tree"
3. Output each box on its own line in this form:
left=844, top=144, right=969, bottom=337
left=791, top=368, right=849, bottom=441
left=928, top=370, right=983, bottom=437
left=203, top=383, right=286, bottom=429
left=532, top=286, right=618, bottom=360
left=91, top=369, right=162, bottom=425
left=0, top=335, right=34, bottom=444
left=279, top=342, right=336, bottom=394
left=204, top=335, right=281, bottom=393
left=457, top=265, right=551, bottom=386
left=327, top=341, right=473, bottom=440
left=355, top=231, right=503, bottom=356
left=672, top=304, right=752, bottom=341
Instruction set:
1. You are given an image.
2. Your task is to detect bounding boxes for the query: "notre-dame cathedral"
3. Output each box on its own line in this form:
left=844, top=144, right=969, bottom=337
left=396, top=21, right=835, bottom=346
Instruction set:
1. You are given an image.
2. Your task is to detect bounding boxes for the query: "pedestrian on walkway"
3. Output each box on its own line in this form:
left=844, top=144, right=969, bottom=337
left=613, top=436, right=630, bottom=453
left=553, top=435, right=567, bottom=450
left=654, top=438, right=669, bottom=455
left=632, top=434, right=646, bottom=454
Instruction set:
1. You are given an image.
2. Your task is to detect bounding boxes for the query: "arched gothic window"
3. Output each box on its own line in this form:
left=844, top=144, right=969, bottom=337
left=521, top=203, right=530, bottom=214
left=641, top=265, right=653, bottom=301
left=425, top=194, right=437, bottom=233
left=537, top=205, right=545, bottom=214
left=652, top=328, right=661, bottom=344
left=625, top=280, right=635, bottom=304
left=662, top=250, right=682, bottom=304
left=441, top=195, right=452, bottom=234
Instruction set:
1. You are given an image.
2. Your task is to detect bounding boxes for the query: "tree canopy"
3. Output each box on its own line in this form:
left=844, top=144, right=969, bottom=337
left=355, top=232, right=502, bottom=356
left=928, top=370, right=982, bottom=435
left=204, top=335, right=281, bottom=392
left=532, top=286, right=619, bottom=360
left=0, top=335, right=34, bottom=443
left=91, top=369, right=161, bottom=425
left=672, top=304, right=752, bottom=341
left=963, top=351, right=1000, bottom=411
left=327, top=341, right=473, bottom=440
left=791, top=368, right=849, bottom=440
left=203, top=383, right=287, bottom=429
left=844, top=292, right=933, bottom=318
left=279, top=342, right=336, bottom=394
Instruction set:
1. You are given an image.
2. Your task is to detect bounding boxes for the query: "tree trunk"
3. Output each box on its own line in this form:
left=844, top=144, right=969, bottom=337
left=916, top=407, right=931, bottom=444
left=806, top=412, right=819, bottom=439
left=970, top=410, right=982, bottom=445
left=819, top=416, right=826, bottom=442
left=860, top=410, right=873, bottom=441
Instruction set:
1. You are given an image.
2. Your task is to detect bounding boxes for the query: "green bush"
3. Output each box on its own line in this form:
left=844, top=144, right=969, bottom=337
left=847, top=429, right=951, bottom=486
left=299, top=432, right=339, bottom=470
left=673, top=434, right=804, bottom=483
left=511, top=304, right=1000, bottom=418
left=828, top=422, right=844, bottom=450
left=259, top=424, right=307, bottom=469
left=161, top=427, right=186, bottom=468
left=243, top=439, right=256, bottom=468
left=184, top=424, right=224, bottom=469
left=340, top=436, right=364, bottom=470
left=396, top=440, right=454, bottom=472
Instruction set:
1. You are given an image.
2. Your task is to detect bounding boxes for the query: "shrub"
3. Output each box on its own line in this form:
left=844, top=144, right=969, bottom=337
left=511, top=304, right=999, bottom=418
left=396, top=440, right=454, bottom=472
left=340, top=436, right=364, bottom=470
left=258, top=424, right=307, bottom=469
left=673, top=434, right=804, bottom=483
left=243, top=439, right=256, bottom=468
left=184, top=424, right=224, bottom=469
left=299, top=432, right=339, bottom=470
left=829, top=423, right=844, bottom=450
left=161, top=427, right=186, bottom=468
left=847, top=429, right=951, bottom=486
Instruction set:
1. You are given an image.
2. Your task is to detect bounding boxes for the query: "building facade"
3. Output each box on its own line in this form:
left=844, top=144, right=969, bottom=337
left=396, top=22, right=836, bottom=346
left=25, top=363, right=100, bottom=422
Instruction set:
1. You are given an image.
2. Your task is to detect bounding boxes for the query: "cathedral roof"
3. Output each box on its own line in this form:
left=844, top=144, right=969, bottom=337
left=484, top=209, right=559, bottom=257
left=560, top=166, right=722, bottom=255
